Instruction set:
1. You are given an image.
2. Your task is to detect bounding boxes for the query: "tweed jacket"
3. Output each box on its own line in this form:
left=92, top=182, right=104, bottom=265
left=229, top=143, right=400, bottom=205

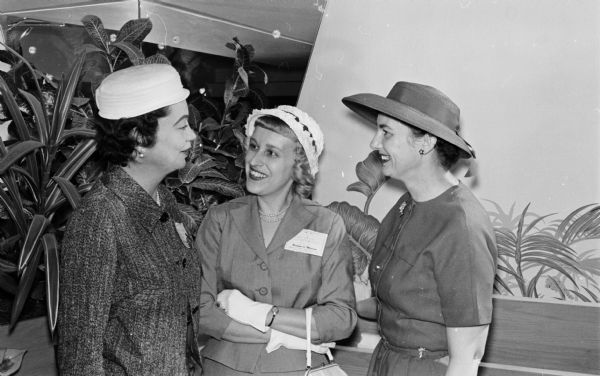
left=196, top=194, right=357, bottom=373
left=57, top=167, right=203, bottom=376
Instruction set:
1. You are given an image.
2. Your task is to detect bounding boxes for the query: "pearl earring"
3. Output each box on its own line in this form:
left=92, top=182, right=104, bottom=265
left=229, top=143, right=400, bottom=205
left=139, top=152, right=145, bottom=158
left=418, top=149, right=424, bottom=155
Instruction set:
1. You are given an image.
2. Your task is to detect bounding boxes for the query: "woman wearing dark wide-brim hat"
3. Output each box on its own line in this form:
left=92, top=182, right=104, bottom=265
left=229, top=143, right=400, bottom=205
left=342, top=82, right=497, bottom=376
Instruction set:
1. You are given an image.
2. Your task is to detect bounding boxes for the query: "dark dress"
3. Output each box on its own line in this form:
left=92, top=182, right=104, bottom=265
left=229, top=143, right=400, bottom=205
left=57, top=167, right=203, bottom=375
left=367, top=184, right=497, bottom=376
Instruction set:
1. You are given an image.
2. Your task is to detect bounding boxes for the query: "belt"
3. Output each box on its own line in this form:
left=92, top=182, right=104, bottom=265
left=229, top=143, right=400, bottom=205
left=381, top=339, right=448, bottom=360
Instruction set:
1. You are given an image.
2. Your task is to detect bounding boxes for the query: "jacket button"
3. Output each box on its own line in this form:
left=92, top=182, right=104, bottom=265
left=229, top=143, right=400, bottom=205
left=259, top=262, right=268, bottom=271
left=258, top=287, right=268, bottom=296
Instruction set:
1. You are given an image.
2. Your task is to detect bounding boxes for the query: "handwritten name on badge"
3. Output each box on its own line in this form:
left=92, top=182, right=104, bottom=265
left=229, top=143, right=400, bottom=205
left=284, top=229, right=328, bottom=257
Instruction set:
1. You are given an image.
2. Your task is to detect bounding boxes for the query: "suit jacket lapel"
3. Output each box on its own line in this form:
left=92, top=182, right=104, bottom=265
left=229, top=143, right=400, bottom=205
left=267, top=195, right=316, bottom=254
left=231, top=196, right=269, bottom=262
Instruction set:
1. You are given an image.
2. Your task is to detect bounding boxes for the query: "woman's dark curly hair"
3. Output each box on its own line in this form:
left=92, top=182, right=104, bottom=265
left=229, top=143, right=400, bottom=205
left=95, top=107, right=169, bottom=167
left=251, top=115, right=315, bottom=199
left=409, top=126, right=462, bottom=170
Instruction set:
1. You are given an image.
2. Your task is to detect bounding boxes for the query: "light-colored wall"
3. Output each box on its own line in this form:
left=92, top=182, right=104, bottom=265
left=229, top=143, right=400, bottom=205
left=299, top=0, right=600, bottom=221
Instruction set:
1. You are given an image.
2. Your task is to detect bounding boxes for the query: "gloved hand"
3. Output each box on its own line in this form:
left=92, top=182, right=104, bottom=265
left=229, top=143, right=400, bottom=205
left=266, top=329, right=335, bottom=354
left=217, top=289, right=273, bottom=332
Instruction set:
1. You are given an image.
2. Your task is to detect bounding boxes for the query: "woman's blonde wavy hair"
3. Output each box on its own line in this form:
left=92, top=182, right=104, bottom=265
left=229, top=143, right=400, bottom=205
left=251, top=115, right=315, bottom=198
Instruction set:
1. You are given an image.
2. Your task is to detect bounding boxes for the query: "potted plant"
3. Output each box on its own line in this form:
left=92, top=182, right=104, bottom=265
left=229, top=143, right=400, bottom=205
left=166, top=37, right=269, bottom=232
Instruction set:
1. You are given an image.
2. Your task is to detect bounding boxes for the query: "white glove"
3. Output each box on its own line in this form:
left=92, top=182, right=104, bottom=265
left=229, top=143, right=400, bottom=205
left=217, top=289, right=273, bottom=332
left=266, top=329, right=335, bottom=354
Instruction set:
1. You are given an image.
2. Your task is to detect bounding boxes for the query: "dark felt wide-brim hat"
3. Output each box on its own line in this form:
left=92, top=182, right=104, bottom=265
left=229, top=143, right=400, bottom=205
left=342, top=81, right=475, bottom=158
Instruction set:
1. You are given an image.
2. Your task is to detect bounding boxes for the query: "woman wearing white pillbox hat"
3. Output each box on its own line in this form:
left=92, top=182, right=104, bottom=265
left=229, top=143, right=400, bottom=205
left=57, top=64, right=203, bottom=375
left=195, top=106, right=357, bottom=375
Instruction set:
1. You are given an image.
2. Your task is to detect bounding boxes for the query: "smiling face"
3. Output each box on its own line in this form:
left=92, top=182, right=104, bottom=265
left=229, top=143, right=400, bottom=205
left=143, top=100, right=195, bottom=175
left=245, top=126, right=297, bottom=200
left=370, top=114, right=422, bottom=181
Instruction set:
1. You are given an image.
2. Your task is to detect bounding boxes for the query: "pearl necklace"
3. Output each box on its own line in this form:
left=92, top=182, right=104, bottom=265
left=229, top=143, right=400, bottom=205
left=259, top=205, right=289, bottom=223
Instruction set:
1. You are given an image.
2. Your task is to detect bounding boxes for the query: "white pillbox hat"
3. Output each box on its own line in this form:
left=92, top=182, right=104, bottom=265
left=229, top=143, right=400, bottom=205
left=95, top=64, right=189, bottom=120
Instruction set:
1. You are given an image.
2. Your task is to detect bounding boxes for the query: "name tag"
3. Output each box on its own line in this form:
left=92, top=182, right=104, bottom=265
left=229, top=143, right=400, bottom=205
left=284, top=229, right=328, bottom=257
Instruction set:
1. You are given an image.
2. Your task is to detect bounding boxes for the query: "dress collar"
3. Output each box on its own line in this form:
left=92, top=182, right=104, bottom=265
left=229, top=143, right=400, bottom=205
left=101, top=167, right=178, bottom=232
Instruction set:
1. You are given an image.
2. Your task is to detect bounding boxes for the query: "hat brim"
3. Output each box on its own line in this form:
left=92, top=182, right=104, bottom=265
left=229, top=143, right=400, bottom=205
left=342, top=93, right=474, bottom=158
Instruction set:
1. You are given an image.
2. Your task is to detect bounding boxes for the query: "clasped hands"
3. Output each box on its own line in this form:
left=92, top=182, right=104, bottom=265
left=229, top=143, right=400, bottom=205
left=217, top=289, right=334, bottom=354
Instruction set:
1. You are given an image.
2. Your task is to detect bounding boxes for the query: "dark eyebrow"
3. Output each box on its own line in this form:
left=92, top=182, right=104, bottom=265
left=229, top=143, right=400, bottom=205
left=249, top=137, right=283, bottom=151
left=173, top=115, right=188, bottom=126
left=264, top=143, right=283, bottom=151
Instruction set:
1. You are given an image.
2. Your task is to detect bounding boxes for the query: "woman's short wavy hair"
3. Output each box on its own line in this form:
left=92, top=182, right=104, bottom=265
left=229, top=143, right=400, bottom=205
left=94, top=107, right=169, bottom=167
left=252, top=115, right=314, bottom=198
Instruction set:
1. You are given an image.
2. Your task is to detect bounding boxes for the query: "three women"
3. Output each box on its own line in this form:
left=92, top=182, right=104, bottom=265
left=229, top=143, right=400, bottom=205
left=343, top=82, right=497, bottom=376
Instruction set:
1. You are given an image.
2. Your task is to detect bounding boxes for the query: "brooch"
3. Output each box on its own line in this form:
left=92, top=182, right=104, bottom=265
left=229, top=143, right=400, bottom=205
left=398, top=201, right=407, bottom=215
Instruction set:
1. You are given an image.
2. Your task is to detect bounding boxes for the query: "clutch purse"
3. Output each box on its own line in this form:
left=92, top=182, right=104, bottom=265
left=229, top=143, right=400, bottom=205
left=304, top=308, right=349, bottom=376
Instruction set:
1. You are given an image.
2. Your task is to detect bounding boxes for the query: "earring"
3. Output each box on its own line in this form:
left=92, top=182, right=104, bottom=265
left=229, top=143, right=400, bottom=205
left=139, top=152, right=145, bottom=158
left=418, top=149, right=424, bottom=155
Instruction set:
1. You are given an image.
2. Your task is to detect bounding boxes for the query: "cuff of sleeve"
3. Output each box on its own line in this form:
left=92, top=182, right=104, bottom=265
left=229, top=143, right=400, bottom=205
left=312, top=305, right=357, bottom=342
left=202, top=307, right=234, bottom=339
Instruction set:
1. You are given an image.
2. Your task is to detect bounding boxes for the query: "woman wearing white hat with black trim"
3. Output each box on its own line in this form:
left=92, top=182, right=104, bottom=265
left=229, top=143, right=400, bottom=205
left=343, top=82, right=497, bottom=376
left=57, top=64, right=202, bottom=375
left=196, top=106, right=357, bottom=375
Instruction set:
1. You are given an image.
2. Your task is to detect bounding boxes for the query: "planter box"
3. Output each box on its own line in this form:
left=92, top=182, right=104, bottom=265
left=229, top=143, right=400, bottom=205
left=0, top=317, right=57, bottom=376
left=333, top=295, right=600, bottom=376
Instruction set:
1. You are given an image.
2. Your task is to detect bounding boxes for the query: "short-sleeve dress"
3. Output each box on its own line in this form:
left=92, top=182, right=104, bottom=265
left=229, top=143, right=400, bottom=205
left=367, top=183, right=497, bottom=376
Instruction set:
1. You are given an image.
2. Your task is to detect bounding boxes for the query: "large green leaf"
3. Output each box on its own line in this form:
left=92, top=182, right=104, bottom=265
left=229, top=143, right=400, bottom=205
left=0, top=186, right=27, bottom=237
left=45, top=139, right=96, bottom=213
left=189, top=178, right=245, bottom=198
left=10, top=165, right=40, bottom=205
left=177, top=203, right=204, bottom=235
left=111, top=41, right=145, bottom=66
left=346, top=151, right=387, bottom=213
left=81, top=15, right=110, bottom=52
left=326, top=201, right=380, bottom=275
left=546, top=276, right=567, bottom=300
left=560, top=205, right=600, bottom=245
left=582, top=286, right=599, bottom=303
left=116, top=18, right=152, bottom=46
left=45, top=183, right=94, bottom=219
left=568, top=289, right=591, bottom=302
left=0, top=140, right=44, bottom=174
left=10, top=241, right=43, bottom=329
left=42, top=233, right=59, bottom=334
left=18, top=214, right=48, bottom=272
left=524, top=267, right=546, bottom=297
left=0, top=74, right=31, bottom=141
left=58, top=128, right=96, bottom=144
left=18, top=89, right=49, bottom=145
left=49, top=53, right=86, bottom=144
left=178, top=156, right=218, bottom=184
left=53, top=176, right=82, bottom=209
left=144, top=54, right=171, bottom=65
left=522, top=257, right=579, bottom=286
